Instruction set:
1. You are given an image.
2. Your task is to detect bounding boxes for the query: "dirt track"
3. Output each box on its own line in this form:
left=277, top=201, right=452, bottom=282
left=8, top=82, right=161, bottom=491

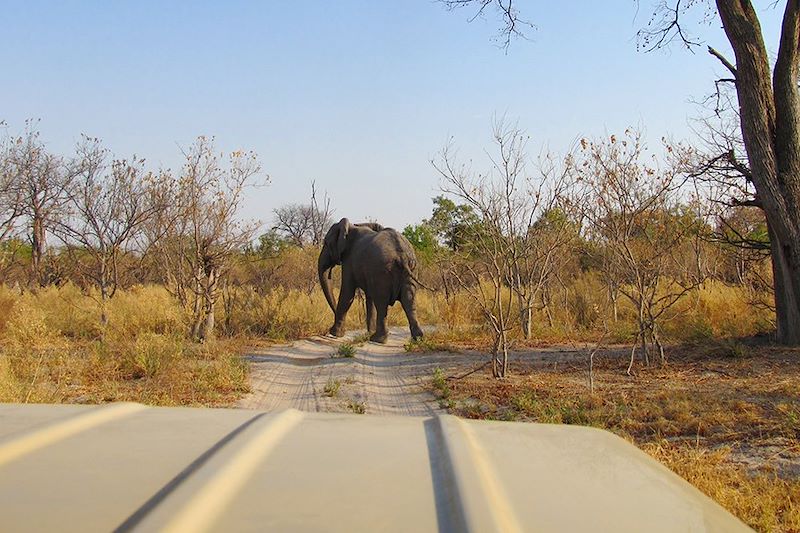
left=237, top=328, right=485, bottom=416
left=237, top=327, right=607, bottom=416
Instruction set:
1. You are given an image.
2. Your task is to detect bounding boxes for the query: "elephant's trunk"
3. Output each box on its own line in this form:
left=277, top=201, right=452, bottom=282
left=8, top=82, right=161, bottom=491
left=318, top=252, right=337, bottom=313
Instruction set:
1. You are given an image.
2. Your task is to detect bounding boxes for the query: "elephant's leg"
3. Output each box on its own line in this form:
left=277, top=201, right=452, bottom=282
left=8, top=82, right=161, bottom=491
left=370, top=303, right=389, bottom=344
left=400, top=284, right=424, bottom=340
left=330, top=279, right=356, bottom=337
left=365, top=295, right=376, bottom=334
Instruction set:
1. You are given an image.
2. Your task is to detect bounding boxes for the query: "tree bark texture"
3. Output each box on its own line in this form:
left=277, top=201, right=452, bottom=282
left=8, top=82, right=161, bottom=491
left=717, top=0, right=800, bottom=344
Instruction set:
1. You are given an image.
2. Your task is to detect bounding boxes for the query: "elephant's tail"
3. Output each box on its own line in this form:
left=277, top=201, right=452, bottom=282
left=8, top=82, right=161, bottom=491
left=399, top=261, right=438, bottom=292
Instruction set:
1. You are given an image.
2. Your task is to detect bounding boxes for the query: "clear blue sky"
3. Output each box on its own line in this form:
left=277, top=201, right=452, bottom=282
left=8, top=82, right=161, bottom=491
left=0, top=1, right=783, bottom=230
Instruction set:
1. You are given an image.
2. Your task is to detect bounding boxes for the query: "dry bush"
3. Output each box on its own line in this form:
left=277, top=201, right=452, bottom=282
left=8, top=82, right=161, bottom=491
left=220, top=280, right=449, bottom=339
left=125, top=332, right=183, bottom=378
left=221, top=285, right=331, bottom=339
left=0, top=284, right=188, bottom=341
left=104, top=286, right=188, bottom=339
left=0, top=337, right=248, bottom=406
left=24, top=283, right=100, bottom=339
left=0, top=355, right=19, bottom=401
left=660, top=281, right=774, bottom=341
left=422, top=278, right=774, bottom=348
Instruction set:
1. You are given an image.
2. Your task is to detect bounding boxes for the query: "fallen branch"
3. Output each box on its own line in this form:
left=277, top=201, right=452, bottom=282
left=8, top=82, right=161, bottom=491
left=447, top=360, right=491, bottom=381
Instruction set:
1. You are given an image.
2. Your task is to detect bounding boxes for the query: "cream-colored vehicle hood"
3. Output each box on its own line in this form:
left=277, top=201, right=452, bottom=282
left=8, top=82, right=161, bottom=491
left=0, top=403, right=750, bottom=532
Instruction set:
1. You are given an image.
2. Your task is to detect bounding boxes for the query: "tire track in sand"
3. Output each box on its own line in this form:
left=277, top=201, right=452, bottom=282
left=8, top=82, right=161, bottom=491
left=237, top=328, right=474, bottom=416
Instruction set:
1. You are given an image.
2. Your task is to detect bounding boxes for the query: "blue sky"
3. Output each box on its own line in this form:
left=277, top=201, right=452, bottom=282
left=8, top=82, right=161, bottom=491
left=0, top=1, right=783, bottom=230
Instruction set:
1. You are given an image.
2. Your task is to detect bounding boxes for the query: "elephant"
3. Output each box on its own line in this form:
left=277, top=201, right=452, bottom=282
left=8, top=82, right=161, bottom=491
left=318, top=218, right=424, bottom=344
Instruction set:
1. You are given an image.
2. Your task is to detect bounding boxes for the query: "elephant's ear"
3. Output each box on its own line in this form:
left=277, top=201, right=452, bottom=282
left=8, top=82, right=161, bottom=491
left=337, top=218, right=352, bottom=259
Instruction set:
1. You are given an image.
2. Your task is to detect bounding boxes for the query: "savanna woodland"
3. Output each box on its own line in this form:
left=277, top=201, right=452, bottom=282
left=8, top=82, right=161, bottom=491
left=2, top=1, right=800, bottom=530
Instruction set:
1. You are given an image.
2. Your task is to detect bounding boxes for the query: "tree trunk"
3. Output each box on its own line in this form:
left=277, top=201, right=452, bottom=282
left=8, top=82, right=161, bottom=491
left=609, top=283, right=619, bottom=323
left=770, top=227, right=800, bottom=344
left=491, top=331, right=502, bottom=378
left=99, top=274, right=109, bottom=341
left=653, top=323, right=666, bottom=366
left=519, top=295, right=533, bottom=339
left=541, top=290, right=553, bottom=329
left=500, top=327, right=509, bottom=377
left=30, top=213, right=45, bottom=287
left=190, top=264, right=204, bottom=340
left=199, top=264, right=219, bottom=341
left=190, top=291, right=203, bottom=341
left=627, top=331, right=640, bottom=376
left=201, top=306, right=215, bottom=341
left=716, top=0, right=800, bottom=345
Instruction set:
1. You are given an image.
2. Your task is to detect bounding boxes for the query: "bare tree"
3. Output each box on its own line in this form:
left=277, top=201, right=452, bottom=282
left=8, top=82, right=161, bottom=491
left=5, top=123, right=76, bottom=286
left=272, top=181, right=333, bottom=247
left=574, top=130, right=705, bottom=373
left=440, top=1, right=800, bottom=344
left=0, top=129, right=25, bottom=279
left=639, top=0, right=800, bottom=344
left=174, top=137, right=262, bottom=341
left=437, top=0, right=533, bottom=49
left=512, top=152, right=578, bottom=338
left=433, top=120, right=573, bottom=377
left=273, top=204, right=312, bottom=247
left=0, top=127, right=23, bottom=243
left=55, top=138, right=159, bottom=330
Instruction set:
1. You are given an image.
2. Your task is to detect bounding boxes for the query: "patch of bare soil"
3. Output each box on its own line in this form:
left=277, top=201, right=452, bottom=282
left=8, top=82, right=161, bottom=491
left=237, top=327, right=483, bottom=416
left=237, top=327, right=624, bottom=415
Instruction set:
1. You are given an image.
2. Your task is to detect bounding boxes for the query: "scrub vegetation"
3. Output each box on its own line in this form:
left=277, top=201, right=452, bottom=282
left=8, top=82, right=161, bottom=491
left=0, top=123, right=791, bottom=530
left=3, top=0, right=800, bottom=518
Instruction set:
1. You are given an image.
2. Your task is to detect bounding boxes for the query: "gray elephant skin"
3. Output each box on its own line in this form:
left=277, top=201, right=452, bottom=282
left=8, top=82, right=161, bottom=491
left=318, top=218, right=424, bottom=344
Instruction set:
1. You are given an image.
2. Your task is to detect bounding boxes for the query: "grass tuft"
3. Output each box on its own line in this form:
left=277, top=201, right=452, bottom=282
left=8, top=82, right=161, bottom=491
left=431, top=367, right=454, bottom=409
left=351, top=332, right=371, bottom=344
left=323, top=378, right=341, bottom=397
left=335, top=343, right=356, bottom=358
left=346, top=400, right=366, bottom=414
left=431, top=367, right=450, bottom=399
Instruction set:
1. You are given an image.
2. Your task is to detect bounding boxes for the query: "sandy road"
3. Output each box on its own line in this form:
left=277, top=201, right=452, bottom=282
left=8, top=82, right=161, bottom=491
left=237, top=327, right=606, bottom=416
left=237, top=328, right=482, bottom=416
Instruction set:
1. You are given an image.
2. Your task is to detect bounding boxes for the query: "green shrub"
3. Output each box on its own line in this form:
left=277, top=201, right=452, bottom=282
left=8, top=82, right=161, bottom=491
left=336, top=343, right=356, bottom=358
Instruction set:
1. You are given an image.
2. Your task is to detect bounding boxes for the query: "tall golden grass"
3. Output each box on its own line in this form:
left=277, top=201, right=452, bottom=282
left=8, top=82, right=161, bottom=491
left=0, top=277, right=774, bottom=405
left=0, top=284, right=245, bottom=406
left=415, top=275, right=774, bottom=347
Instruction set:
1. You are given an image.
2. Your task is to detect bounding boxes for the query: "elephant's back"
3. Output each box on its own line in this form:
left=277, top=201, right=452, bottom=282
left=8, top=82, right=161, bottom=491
left=371, top=229, right=416, bottom=267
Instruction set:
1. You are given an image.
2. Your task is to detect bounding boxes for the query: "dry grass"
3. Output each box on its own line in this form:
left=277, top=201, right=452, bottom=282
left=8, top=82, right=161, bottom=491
left=408, top=279, right=775, bottom=349
left=645, top=442, right=800, bottom=532
left=0, top=338, right=249, bottom=407
left=0, top=277, right=792, bottom=529
left=214, top=273, right=773, bottom=350
left=435, top=343, right=800, bottom=531
left=0, top=278, right=779, bottom=409
left=0, top=284, right=248, bottom=406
